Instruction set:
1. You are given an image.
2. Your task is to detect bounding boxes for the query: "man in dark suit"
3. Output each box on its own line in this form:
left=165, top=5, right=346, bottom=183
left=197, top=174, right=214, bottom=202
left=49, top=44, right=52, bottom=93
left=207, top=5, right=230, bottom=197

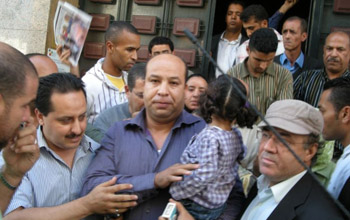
left=274, top=16, right=323, bottom=80
left=241, top=99, right=349, bottom=219
left=209, top=0, right=247, bottom=81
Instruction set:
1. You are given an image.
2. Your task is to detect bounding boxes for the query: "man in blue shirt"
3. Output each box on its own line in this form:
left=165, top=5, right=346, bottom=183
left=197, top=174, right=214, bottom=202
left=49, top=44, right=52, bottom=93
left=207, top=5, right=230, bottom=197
left=274, top=16, right=323, bottom=80
left=4, top=74, right=138, bottom=219
left=81, top=54, right=246, bottom=220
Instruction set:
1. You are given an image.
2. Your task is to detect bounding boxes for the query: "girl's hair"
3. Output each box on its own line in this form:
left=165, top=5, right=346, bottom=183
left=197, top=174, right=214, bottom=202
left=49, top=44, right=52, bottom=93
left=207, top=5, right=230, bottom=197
left=199, top=75, right=257, bottom=128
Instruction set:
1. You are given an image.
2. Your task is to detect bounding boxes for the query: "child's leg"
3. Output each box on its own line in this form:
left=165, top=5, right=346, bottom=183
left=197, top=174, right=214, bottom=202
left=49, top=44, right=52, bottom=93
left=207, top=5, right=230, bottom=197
left=179, top=199, right=226, bottom=220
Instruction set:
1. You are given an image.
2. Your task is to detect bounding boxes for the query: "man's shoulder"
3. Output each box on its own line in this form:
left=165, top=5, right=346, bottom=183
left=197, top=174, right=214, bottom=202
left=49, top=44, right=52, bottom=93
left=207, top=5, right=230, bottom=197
left=82, top=58, right=105, bottom=83
left=270, top=172, right=348, bottom=219
left=228, top=62, right=245, bottom=76
left=297, top=68, right=324, bottom=81
left=274, top=54, right=282, bottom=64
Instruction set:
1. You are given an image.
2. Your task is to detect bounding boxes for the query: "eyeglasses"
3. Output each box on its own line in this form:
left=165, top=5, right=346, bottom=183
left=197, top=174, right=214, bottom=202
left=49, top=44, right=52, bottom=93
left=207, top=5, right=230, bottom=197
left=257, top=129, right=308, bottom=147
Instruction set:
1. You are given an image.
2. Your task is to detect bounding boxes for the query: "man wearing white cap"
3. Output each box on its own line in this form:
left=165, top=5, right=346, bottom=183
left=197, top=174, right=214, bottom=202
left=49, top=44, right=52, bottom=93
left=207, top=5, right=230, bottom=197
left=241, top=99, right=348, bottom=219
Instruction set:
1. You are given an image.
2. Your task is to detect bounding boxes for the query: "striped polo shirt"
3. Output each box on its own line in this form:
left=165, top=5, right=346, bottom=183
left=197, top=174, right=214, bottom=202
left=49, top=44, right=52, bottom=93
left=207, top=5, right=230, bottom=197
left=293, top=68, right=350, bottom=107
left=227, top=59, right=293, bottom=120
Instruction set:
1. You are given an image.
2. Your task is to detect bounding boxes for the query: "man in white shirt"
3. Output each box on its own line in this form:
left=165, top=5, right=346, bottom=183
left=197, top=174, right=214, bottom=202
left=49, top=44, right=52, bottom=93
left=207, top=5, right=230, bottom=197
left=236, top=4, right=284, bottom=64
left=319, top=76, right=350, bottom=211
left=83, top=21, right=140, bottom=124
left=241, top=99, right=348, bottom=219
left=209, top=0, right=247, bottom=80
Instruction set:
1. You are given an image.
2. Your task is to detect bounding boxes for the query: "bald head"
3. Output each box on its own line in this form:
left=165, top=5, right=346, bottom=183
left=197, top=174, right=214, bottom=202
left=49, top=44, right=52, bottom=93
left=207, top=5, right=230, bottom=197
left=27, top=54, right=58, bottom=77
left=326, top=31, right=350, bottom=48
left=146, top=54, right=187, bottom=82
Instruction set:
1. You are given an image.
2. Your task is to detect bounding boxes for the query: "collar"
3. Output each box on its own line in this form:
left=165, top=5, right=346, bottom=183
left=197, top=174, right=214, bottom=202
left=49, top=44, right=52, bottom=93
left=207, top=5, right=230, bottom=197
left=37, top=126, right=100, bottom=154
left=340, top=144, right=350, bottom=160
left=280, top=52, right=304, bottom=68
left=125, top=108, right=203, bottom=132
left=94, top=58, right=127, bottom=91
left=241, top=59, right=276, bottom=78
left=323, top=68, right=350, bottom=80
left=220, top=31, right=242, bottom=44
left=257, top=170, right=307, bottom=203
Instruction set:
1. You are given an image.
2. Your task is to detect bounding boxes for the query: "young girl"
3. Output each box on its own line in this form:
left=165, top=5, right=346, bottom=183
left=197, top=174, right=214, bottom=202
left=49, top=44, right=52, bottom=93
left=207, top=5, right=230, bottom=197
left=170, top=75, right=257, bottom=220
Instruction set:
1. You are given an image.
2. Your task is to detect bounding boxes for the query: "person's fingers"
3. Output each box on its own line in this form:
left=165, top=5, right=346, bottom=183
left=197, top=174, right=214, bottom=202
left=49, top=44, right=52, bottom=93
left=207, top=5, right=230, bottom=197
left=13, top=143, right=39, bottom=154
left=56, top=45, right=63, bottom=55
left=107, top=182, right=134, bottom=194
left=109, top=193, right=138, bottom=202
left=97, top=176, right=117, bottom=187
left=15, top=133, right=36, bottom=147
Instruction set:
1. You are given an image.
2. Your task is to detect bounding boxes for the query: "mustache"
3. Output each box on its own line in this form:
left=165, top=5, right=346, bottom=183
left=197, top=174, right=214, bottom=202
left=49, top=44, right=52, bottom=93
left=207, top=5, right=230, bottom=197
left=327, top=57, right=340, bottom=62
left=65, top=133, right=82, bottom=139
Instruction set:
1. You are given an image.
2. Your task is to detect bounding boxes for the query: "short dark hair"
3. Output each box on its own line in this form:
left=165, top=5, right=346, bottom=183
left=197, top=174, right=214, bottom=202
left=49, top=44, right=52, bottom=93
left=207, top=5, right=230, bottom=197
left=186, top=73, right=208, bottom=83
left=105, top=21, right=139, bottom=43
left=284, top=16, right=308, bottom=33
left=0, top=42, right=37, bottom=103
left=226, top=0, right=245, bottom=11
left=148, top=36, right=174, bottom=53
left=199, top=75, right=257, bottom=127
left=323, top=76, right=350, bottom=113
left=127, top=63, right=146, bottom=91
left=240, top=4, right=268, bottom=23
left=36, top=73, right=86, bottom=116
left=249, top=28, right=278, bottom=54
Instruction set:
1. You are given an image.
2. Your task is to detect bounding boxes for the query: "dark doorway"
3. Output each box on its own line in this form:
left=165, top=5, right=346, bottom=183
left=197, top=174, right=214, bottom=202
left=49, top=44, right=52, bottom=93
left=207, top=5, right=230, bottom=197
left=212, top=0, right=312, bottom=36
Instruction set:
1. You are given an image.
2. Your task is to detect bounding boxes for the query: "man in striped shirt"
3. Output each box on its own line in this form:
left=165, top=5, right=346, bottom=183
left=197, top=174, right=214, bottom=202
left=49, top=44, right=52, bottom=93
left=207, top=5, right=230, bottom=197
left=227, top=28, right=292, bottom=180
left=82, top=21, right=141, bottom=124
left=4, top=74, right=138, bottom=220
left=294, top=31, right=350, bottom=108
left=228, top=28, right=293, bottom=118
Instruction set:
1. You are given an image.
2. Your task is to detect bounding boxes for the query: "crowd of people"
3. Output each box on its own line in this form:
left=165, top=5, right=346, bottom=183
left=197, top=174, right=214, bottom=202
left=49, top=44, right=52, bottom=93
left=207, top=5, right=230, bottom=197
left=1, top=0, right=350, bottom=219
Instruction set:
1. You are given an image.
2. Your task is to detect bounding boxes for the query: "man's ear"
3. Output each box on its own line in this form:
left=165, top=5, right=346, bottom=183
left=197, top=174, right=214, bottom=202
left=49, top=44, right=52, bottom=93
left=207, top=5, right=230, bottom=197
left=246, top=46, right=250, bottom=55
left=301, top=32, right=308, bottom=42
left=106, top=41, right=114, bottom=54
left=261, top=19, right=268, bottom=28
left=340, top=106, right=350, bottom=124
left=305, top=143, right=318, bottom=164
left=35, top=108, right=44, bottom=126
left=0, top=94, right=5, bottom=115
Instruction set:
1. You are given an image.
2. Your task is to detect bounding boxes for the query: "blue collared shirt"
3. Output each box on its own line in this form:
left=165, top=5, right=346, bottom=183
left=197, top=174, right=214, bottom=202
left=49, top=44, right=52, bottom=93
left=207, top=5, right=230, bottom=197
left=4, top=127, right=100, bottom=215
left=328, top=145, right=350, bottom=199
left=81, top=109, right=206, bottom=220
left=280, top=52, right=305, bottom=74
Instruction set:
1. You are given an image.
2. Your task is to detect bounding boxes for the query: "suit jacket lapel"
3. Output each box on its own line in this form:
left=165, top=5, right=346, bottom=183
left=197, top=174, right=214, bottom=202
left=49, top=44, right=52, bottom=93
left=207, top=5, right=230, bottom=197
left=267, top=173, right=313, bottom=220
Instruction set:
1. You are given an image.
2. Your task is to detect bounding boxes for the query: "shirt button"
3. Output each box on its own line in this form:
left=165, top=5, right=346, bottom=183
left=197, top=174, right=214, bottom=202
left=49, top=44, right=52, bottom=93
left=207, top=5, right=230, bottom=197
left=145, top=209, right=150, bottom=213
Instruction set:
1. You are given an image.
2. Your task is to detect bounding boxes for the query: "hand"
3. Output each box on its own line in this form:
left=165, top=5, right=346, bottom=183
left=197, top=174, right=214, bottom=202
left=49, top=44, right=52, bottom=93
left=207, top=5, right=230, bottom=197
left=56, top=45, right=72, bottom=66
left=158, top=199, right=194, bottom=220
left=279, top=0, right=299, bottom=14
left=2, top=116, right=39, bottom=185
left=154, top=163, right=199, bottom=189
left=82, top=177, right=138, bottom=215
left=56, top=45, right=80, bottom=77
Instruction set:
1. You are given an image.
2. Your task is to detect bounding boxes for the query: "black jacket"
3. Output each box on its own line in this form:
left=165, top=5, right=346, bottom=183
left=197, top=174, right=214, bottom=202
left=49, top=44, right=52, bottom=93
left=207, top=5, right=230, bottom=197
left=208, top=33, right=248, bottom=82
left=241, top=173, right=349, bottom=220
